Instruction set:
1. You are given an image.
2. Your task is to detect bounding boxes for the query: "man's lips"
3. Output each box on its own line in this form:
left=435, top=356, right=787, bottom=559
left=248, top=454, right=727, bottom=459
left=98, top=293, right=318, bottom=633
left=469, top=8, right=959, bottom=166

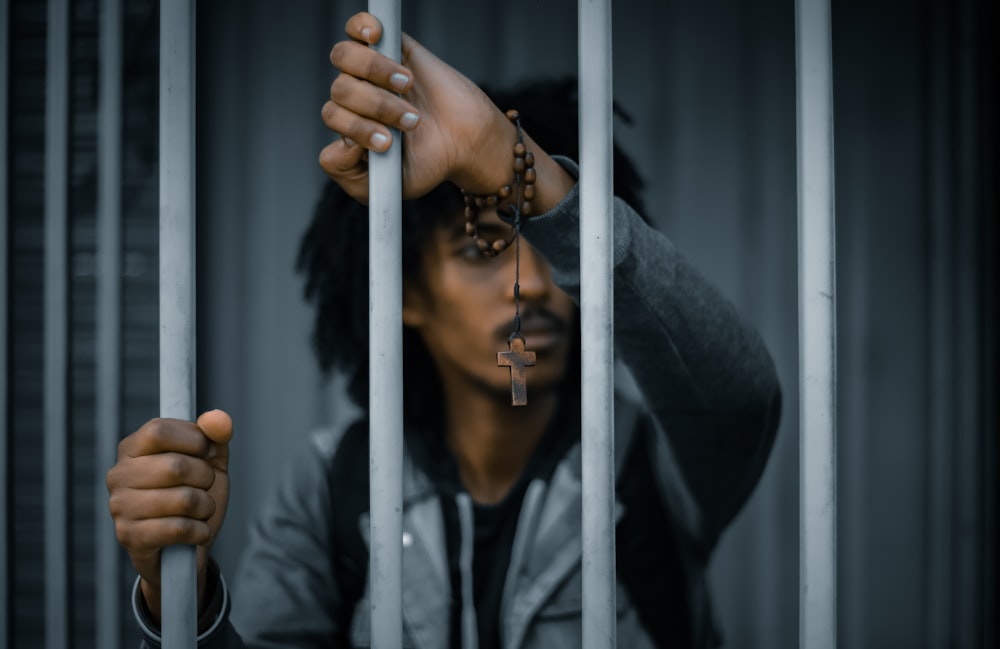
left=494, top=308, right=570, bottom=349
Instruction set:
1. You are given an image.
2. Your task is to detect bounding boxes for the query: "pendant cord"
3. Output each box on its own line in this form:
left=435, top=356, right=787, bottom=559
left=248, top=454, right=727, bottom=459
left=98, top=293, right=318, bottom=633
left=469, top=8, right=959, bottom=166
left=510, top=117, right=524, bottom=342
left=512, top=209, right=521, bottom=340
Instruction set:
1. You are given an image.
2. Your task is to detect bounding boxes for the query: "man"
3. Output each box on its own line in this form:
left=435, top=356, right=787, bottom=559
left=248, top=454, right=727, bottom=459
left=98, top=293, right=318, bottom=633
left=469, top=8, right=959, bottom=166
left=107, top=12, right=781, bottom=648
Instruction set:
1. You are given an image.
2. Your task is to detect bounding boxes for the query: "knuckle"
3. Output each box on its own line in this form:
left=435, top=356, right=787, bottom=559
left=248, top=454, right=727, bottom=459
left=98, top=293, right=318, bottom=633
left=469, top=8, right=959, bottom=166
left=163, top=454, right=187, bottom=483
left=330, top=73, right=351, bottom=102
left=108, top=491, right=124, bottom=516
left=179, top=487, right=200, bottom=512
left=322, top=100, right=338, bottom=126
left=114, top=519, right=131, bottom=546
left=319, top=145, right=337, bottom=173
left=330, top=41, right=350, bottom=68
left=347, top=116, right=370, bottom=139
left=373, top=100, right=394, bottom=123
left=171, top=518, right=208, bottom=546
left=144, top=418, right=169, bottom=446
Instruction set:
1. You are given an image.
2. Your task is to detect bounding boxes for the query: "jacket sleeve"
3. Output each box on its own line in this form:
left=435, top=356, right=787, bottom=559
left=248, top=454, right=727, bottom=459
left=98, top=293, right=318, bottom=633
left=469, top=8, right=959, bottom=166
left=226, top=429, right=349, bottom=646
left=526, top=158, right=782, bottom=549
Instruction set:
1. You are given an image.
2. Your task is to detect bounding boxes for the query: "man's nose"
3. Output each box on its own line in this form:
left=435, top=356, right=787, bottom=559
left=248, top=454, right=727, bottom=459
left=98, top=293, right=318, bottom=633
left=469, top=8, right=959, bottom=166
left=506, top=238, right=552, bottom=302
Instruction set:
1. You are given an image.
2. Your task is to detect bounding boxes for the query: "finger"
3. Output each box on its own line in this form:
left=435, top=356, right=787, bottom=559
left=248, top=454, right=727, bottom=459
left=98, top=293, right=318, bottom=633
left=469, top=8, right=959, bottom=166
left=107, top=452, right=216, bottom=490
left=321, top=96, right=392, bottom=153
left=119, top=418, right=212, bottom=460
left=329, top=39, right=412, bottom=94
left=345, top=11, right=382, bottom=46
left=115, top=516, right=213, bottom=551
left=197, top=409, right=232, bottom=445
left=110, top=486, right=217, bottom=522
left=330, top=73, right=420, bottom=136
left=320, top=133, right=368, bottom=172
left=319, top=140, right=371, bottom=204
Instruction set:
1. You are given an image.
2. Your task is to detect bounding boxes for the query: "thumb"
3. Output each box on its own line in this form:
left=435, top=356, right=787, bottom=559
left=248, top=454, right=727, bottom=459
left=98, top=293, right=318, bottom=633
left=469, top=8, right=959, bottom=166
left=196, top=409, right=233, bottom=446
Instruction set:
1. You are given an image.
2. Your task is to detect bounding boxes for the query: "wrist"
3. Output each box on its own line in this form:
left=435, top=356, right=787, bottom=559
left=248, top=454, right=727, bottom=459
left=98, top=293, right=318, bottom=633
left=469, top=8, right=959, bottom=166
left=453, top=109, right=575, bottom=215
left=451, top=105, right=518, bottom=194
left=136, top=560, right=213, bottom=626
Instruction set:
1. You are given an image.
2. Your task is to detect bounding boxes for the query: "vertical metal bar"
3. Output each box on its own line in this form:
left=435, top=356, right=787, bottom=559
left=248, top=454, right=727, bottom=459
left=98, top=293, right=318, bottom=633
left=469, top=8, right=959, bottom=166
left=44, top=0, right=71, bottom=647
left=795, top=0, right=837, bottom=647
left=578, top=0, right=616, bottom=647
left=159, top=1, right=198, bottom=647
left=0, top=0, right=10, bottom=644
left=97, top=0, right=123, bottom=646
left=366, top=2, right=403, bottom=648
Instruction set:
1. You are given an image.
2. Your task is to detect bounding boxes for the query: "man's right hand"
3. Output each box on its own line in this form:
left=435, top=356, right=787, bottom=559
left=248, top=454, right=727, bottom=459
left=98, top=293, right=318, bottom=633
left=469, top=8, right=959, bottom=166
left=106, top=409, right=233, bottom=621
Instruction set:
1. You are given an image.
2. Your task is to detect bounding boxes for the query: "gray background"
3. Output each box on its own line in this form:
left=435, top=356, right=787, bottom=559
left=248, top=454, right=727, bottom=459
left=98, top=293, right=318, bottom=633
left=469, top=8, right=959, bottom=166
left=194, top=1, right=996, bottom=648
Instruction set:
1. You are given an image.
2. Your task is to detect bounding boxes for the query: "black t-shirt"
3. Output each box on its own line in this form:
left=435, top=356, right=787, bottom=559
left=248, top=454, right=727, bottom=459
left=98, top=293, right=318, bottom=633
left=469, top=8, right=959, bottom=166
left=439, top=403, right=578, bottom=649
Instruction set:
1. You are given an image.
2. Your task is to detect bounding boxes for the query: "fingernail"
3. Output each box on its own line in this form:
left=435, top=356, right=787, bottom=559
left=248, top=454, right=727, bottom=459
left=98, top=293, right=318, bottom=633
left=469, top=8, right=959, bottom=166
left=361, top=27, right=373, bottom=42
left=343, top=137, right=356, bottom=147
left=370, top=132, right=389, bottom=149
left=399, top=112, right=419, bottom=129
left=389, top=73, right=409, bottom=91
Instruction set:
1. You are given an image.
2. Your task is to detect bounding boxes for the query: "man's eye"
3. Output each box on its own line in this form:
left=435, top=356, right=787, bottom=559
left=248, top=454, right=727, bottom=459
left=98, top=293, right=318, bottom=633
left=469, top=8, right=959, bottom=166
left=459, top=243, right=489, bottom=261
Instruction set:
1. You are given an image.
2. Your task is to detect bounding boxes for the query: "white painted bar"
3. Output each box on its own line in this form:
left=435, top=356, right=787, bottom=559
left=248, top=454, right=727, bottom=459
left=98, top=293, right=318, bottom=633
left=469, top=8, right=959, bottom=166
left=159, top=0, right=198, bottom=647
left=578, top=0, right=616, bottom=647
left=97, top=0, right=123, bottom=646
left=795, top=0, right=837, bottom=648
left=367, top=2, right=404, bottom=647
left=44, top=0, right=70, bottom=647
left=0, top=0, right=10, bottom=644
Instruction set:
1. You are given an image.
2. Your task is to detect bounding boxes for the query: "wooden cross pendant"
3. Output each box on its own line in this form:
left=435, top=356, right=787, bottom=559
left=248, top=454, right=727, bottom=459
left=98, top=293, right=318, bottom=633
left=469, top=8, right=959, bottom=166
left=497, top=336, right=536, bottom=406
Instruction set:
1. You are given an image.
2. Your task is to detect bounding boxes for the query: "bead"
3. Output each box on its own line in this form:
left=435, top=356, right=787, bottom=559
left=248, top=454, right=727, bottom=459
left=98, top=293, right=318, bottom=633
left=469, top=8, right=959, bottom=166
left=456, top=108, right=539, bottom=259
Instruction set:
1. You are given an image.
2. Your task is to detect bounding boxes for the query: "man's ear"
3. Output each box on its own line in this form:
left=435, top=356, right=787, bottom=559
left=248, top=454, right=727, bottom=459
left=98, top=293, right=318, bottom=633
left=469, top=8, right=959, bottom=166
left=402, top=280, right=427, bottom=328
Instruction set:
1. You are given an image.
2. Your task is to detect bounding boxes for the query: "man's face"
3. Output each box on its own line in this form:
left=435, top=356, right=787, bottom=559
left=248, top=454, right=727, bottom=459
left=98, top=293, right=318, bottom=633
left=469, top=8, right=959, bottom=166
left=403, top=209, right=577, bottom=401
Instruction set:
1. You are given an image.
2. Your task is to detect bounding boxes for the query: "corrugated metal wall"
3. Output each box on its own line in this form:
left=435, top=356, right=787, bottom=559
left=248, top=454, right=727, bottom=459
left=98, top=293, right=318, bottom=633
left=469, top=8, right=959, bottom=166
left=5, top=1, right=158, bottom=646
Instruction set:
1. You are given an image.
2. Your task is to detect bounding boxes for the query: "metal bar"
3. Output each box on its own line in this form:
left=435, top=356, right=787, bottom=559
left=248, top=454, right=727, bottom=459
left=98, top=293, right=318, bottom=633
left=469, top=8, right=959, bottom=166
left=0, top=0, right=10, bottom=643
left=578, top=0, right=616, bottom=647
left=366, top=2, right=403, bottom=648
left=97, top=0, right=123, bottom=646
left=159, top=0, right=198, bottom=647
left=44, top=0, right=71, bottom=646
left=795, top=0, right=837, bottom=647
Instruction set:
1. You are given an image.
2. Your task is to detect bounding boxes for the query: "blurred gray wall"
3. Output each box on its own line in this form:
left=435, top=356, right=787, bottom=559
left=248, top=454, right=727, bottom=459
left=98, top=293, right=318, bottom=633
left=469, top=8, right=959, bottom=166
left=190, top=1, right=996, bottom=648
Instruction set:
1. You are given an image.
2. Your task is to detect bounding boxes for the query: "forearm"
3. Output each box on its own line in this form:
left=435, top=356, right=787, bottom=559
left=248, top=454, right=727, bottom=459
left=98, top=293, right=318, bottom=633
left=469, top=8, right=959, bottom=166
left=528, top=167, right=781, bottom=535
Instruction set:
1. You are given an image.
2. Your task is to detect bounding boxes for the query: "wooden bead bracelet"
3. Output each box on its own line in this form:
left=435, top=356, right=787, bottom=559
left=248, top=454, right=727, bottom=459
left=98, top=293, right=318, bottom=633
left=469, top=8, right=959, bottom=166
left=461, top=109, right=535, bottom=257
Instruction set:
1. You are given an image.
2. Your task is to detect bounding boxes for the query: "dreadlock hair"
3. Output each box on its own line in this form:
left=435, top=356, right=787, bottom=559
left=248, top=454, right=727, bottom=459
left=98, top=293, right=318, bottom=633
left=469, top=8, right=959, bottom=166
left=297, top=78, right=647, bottom=429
